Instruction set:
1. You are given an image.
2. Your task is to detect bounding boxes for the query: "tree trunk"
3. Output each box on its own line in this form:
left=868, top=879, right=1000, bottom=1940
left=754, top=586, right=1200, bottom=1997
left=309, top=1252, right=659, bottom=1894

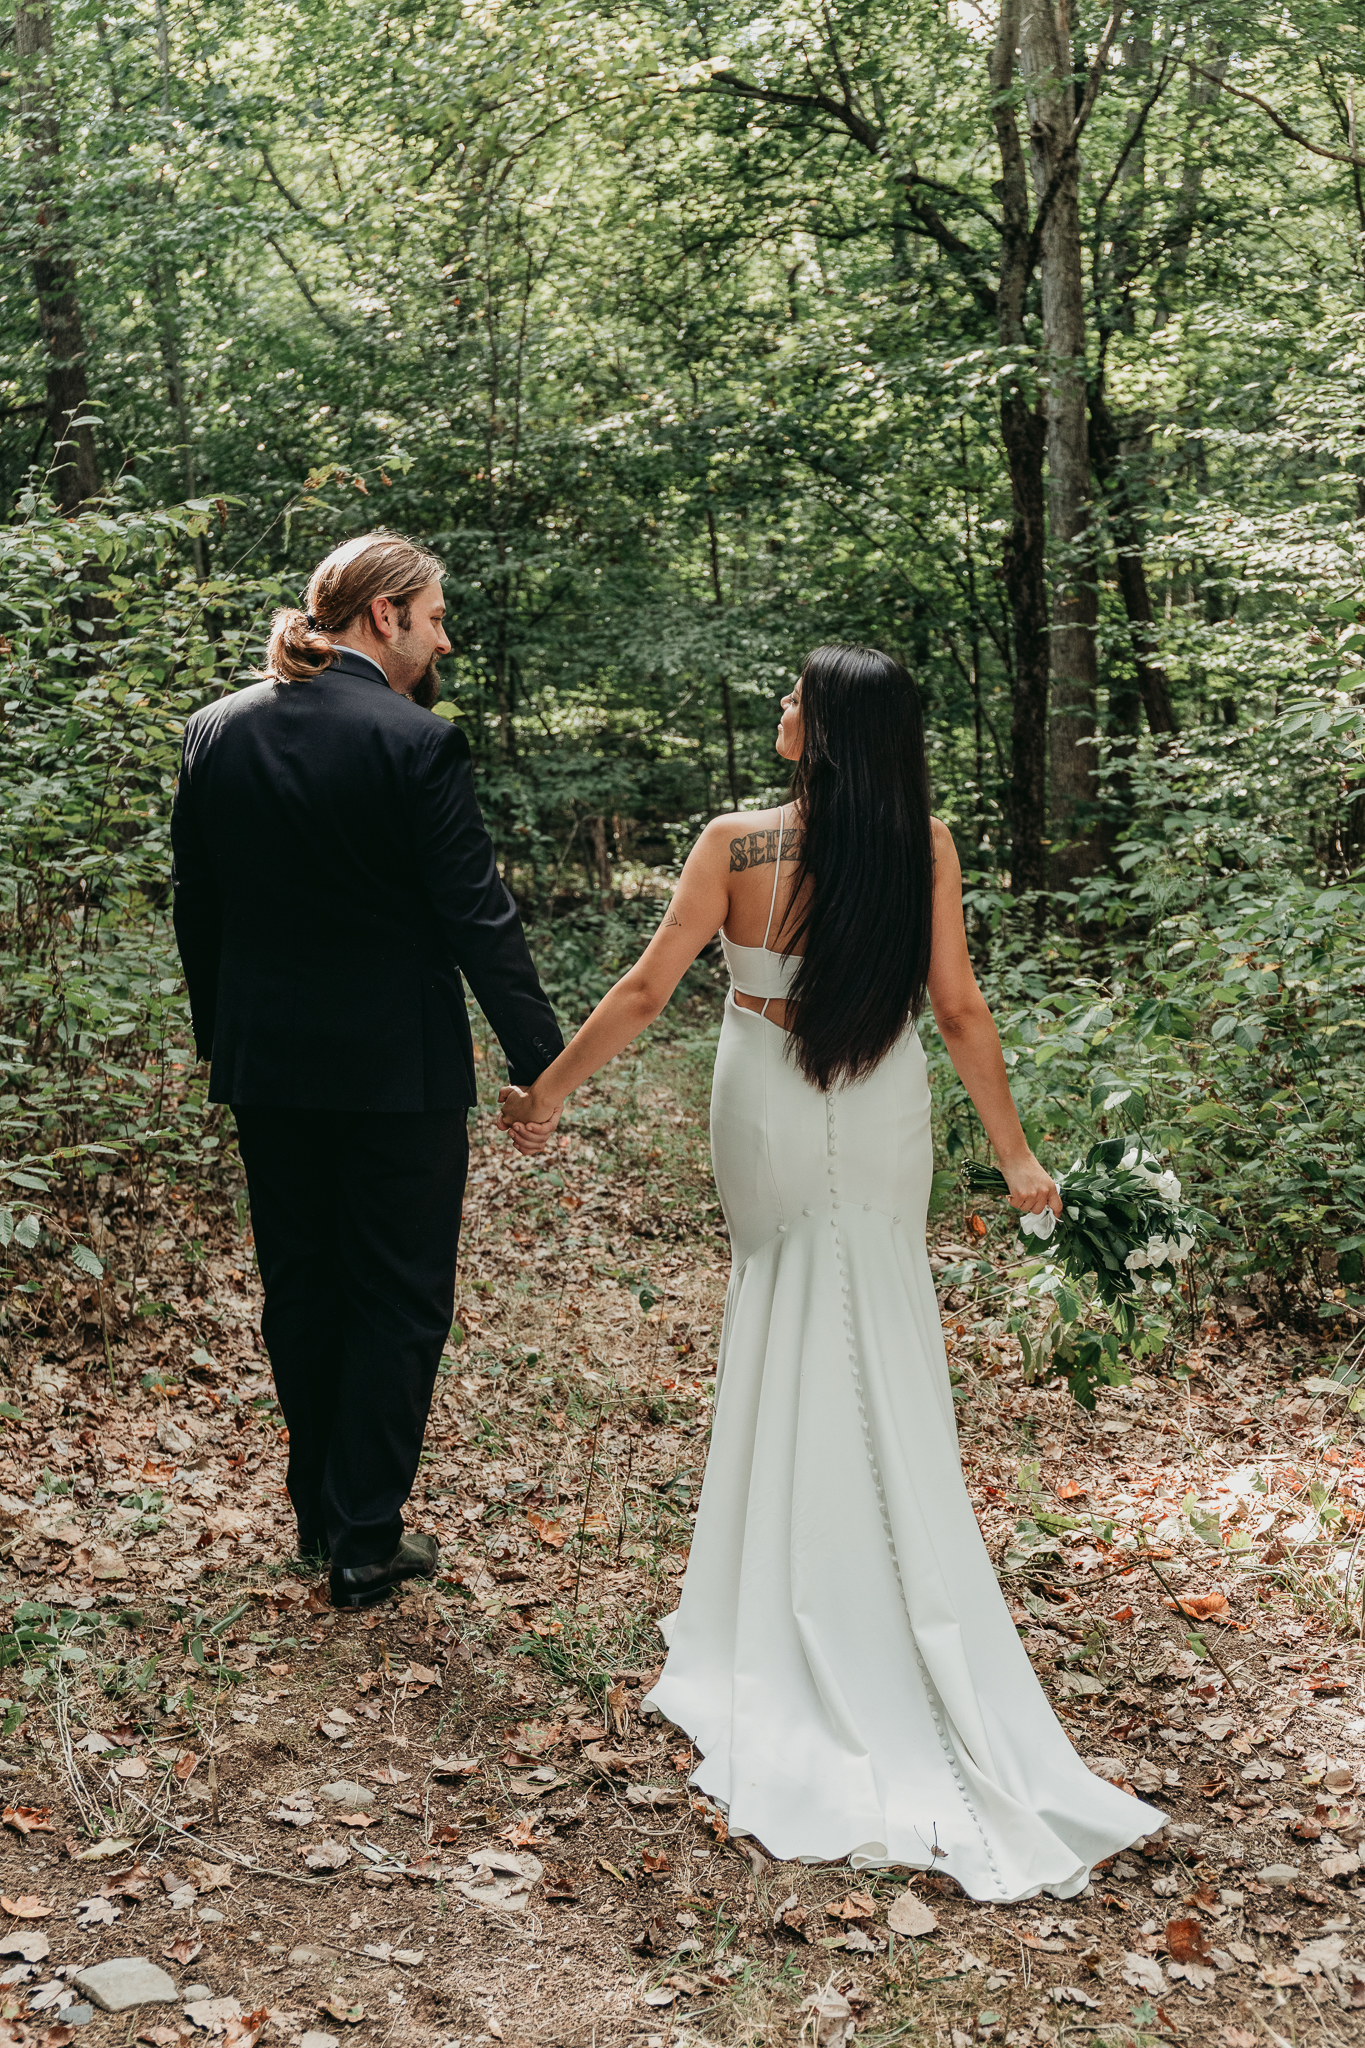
left=15, top=0, right=100, bottom=512
left=1021, top=0, right=1100, bottom=893
left=589, top=815, right=612, bottom=909
left=1089, top=379, right=1178, bottom=736
left=991, top=0, right=1051, bottom=898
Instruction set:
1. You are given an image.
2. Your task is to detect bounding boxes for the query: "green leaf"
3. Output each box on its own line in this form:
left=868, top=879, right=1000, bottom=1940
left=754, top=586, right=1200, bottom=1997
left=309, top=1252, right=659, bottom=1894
left=70, top=1244, right=103, bottom=1280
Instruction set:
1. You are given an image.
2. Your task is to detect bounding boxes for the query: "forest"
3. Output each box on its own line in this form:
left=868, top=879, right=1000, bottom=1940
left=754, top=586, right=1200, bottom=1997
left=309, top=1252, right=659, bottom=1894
left=6, top=7, right=1365, bottom=2045
left=6, top=0, right=1365, bottom=1370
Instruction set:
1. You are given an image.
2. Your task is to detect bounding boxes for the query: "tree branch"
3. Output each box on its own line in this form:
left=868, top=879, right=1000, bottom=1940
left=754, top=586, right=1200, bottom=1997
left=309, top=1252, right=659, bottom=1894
left=1190, top=59, right=1365, bottom=167
left=706, top=68, right=997, bottom=315
left=263, top=234, right=348, bottom=336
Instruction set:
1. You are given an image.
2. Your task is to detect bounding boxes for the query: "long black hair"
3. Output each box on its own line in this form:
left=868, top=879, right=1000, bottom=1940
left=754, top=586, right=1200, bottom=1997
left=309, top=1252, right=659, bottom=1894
left=779, top=643, right=934, bottom=1092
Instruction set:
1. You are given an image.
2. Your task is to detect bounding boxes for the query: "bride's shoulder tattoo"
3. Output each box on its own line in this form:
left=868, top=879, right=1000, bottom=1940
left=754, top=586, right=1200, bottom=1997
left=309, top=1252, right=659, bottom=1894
left=729, top=825, right=805, bottom=871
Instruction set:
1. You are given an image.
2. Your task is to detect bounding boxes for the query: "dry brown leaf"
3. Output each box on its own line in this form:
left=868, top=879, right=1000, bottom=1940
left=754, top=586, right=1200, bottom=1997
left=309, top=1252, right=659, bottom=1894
left=1165, top=1916, right=1214, bottom=1965
left=303, top=1840, right=350, bottom=1871
left=183, top=1859, right=233, bottom=1892
left=1162, top=1591, right=1231, bottom=1624
left=162, top=1938, right=203, bottom=1968
left=826, top=1892, right=876, bottom=1922
left=1, top=1809, right=52, bottom=1837
left=0, top=1899, right=48, bottom=1921
left=886, top=1891, right=938, bottom=1938
left=526, top=1510, right=566, bottom=1550
left=332, top=1812, right=375, bottom=1829
left=605, top=1682, right=630, bottom=1737
left=429, top=1755, right=481, bottom=1778
left=367, top=1765, right=410, bottom=1786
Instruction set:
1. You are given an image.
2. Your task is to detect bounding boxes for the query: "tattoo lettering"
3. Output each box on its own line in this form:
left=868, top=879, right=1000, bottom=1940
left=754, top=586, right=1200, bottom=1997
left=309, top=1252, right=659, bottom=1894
left=728, top=826, right=806, bottom=873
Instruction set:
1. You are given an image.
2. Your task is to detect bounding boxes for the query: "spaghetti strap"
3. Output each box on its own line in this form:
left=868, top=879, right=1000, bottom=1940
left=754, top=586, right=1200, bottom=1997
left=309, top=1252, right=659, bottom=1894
left=757, top=807, right=786, bottom=1019
left=761, top=807, right=786, bottom=949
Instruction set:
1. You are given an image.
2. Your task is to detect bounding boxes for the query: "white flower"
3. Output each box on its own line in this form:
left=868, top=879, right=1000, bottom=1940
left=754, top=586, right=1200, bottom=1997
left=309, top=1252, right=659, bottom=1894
left=1125, top=1246, right=1151, bottom=1273
left=1172, top=1230, right=1195, bottom=1259
left=1145, top=1235, right=1173, bottom=1265
left=1020, top=1208, right=1057, bottom=1242
left=1120, top=1147, right=1182, bottom=1205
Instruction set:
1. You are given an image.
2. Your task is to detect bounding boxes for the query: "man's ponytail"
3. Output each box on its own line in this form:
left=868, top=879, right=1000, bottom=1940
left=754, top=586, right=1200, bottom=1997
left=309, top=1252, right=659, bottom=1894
left=263, top=607, right=338, bottom=683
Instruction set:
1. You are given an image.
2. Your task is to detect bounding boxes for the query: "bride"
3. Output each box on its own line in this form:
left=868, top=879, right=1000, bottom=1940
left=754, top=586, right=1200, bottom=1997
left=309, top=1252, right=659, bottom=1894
left=499, top=642, right=1162, bottom=1900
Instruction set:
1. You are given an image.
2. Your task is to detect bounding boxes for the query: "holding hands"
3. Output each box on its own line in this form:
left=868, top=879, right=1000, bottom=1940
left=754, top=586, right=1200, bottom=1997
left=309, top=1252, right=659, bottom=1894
left=498, top=1083, right=564, bottom=1156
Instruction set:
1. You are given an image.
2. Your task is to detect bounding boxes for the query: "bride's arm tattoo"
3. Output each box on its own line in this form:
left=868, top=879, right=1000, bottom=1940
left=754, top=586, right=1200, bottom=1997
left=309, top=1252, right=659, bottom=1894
left=662, top=907, right=683, bottom=928
left=729, top=826, right=805, bottom=872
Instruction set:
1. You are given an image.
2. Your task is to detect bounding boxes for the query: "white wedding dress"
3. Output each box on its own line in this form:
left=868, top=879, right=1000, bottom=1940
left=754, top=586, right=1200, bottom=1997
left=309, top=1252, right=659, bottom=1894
left=644, top=826, right=1163, bottom=1901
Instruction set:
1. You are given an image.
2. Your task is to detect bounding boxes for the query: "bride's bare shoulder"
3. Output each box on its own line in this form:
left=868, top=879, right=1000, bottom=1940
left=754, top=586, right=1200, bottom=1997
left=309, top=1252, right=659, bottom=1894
left=930, top=816, right=959, bottom=859
left=701, top=806, right=797, bottom=873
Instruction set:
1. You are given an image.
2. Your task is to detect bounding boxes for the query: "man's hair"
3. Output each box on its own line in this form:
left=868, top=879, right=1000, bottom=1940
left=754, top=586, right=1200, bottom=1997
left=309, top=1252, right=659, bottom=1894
left=261, top=531, right=445, bottom=683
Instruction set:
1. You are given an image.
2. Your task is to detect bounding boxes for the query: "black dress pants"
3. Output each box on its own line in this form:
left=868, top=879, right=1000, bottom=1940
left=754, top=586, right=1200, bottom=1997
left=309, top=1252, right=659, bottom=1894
left=232, top=1106, right=469, bottom=1568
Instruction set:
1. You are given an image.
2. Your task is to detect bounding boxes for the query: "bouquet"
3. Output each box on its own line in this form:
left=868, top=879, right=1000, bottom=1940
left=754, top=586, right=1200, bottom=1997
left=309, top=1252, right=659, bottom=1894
left=964, top=1139, right=1200, bottom=1317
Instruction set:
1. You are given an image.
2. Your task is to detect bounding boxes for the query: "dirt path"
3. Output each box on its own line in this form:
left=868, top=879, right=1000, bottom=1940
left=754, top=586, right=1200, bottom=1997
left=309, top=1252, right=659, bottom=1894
left=3, top=1058, right=1365, bottom=2048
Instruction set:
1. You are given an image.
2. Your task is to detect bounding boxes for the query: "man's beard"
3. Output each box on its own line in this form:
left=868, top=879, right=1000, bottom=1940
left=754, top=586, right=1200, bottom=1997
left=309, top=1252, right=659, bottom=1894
left=410, top=656, right=441, bottom=710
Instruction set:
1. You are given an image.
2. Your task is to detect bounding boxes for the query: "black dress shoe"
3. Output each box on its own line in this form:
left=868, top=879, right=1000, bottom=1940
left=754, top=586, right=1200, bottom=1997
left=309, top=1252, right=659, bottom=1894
left=329, top=1531, right=439, bottom=1610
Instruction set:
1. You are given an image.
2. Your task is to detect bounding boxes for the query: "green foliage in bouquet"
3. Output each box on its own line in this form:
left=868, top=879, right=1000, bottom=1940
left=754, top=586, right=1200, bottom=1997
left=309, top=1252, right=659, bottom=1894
left=962, top=1139, right=1200, bottom=1408
left=965, top=1138, right=1200, bottom=1328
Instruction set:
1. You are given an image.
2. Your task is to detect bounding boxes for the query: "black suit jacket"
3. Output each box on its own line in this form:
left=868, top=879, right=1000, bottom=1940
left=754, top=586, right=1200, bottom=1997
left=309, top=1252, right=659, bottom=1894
left=170, top=649, right=563, bottom=1111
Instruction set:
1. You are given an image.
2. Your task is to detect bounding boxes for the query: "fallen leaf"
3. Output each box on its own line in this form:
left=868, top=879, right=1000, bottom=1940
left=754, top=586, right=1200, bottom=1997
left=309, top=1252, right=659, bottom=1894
left=1161, top=1591, right=1231, bottom=1623
left=1123, top=1953, right=1166, bottom=1994
left=74, top=1897, right=119, bottom=1929
left=886, top=1891, right=937, bottom=1938
left=184, top=1859, right=233, bottom=1892
left=1166, top=1916, right=1214, bottom=1965
left=775, top=1894, right=810, bottom=1940
left=427, top=1822, right=461, bottom=1847
left=500, top=1819, right=541, bottom=1849
left=1, top=1809, right=52, bottom=1837
left=318, top=2000, right=365, bottom=2025
left=605, top=1682, right=630, bottom=1737
left=303, top=1841, right=351, bottom=1871
left=0, top=1934, right=48, bottom=1965
left=267, top=1799, right=317, bottom=1828
left=1050, top=1986, right=1101, bottom=2009
left=332, top=1813, right=375, bottom=1829
left=162, top=1938, right=203, bottom=1968
left=641, top=1849, right=668, bottom=1874
left=826, top=1892, right=876, bottom=1922
left=0, top=1900, right=47, bottom=1921
left=799, top=1982, right=855, bottom=2047
left=429, top=1756, right=481, bottom=1778
left=527, top=1511, right=566, bottom=1549
left=397, top=1664, right=440, bottom=1691
left=367, top=1766, right=410, bottom=1786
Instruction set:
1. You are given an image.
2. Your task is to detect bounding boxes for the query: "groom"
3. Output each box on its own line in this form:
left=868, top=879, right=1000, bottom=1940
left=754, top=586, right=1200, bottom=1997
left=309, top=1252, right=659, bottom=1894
left=171, top=531, right=563, bottom=1608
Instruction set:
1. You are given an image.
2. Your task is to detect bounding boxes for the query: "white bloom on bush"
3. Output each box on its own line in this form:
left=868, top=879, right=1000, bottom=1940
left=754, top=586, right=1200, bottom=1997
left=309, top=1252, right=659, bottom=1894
left=1125, top=1245, right=1151, bottom=1272
left=1020, top=1208, right=1057, bottom=1241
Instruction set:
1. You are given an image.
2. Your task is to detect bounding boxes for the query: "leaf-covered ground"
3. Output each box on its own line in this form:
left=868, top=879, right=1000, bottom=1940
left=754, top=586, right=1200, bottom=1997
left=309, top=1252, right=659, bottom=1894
left=2, top=1038, right=1365, bottom=2048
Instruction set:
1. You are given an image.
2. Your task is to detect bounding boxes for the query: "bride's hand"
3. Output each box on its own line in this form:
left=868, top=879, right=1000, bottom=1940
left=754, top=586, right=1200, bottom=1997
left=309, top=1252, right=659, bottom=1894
left=1003, top=1152, right=1062, bottom=1217
left=497, top=1084, right=563, bottom=1157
